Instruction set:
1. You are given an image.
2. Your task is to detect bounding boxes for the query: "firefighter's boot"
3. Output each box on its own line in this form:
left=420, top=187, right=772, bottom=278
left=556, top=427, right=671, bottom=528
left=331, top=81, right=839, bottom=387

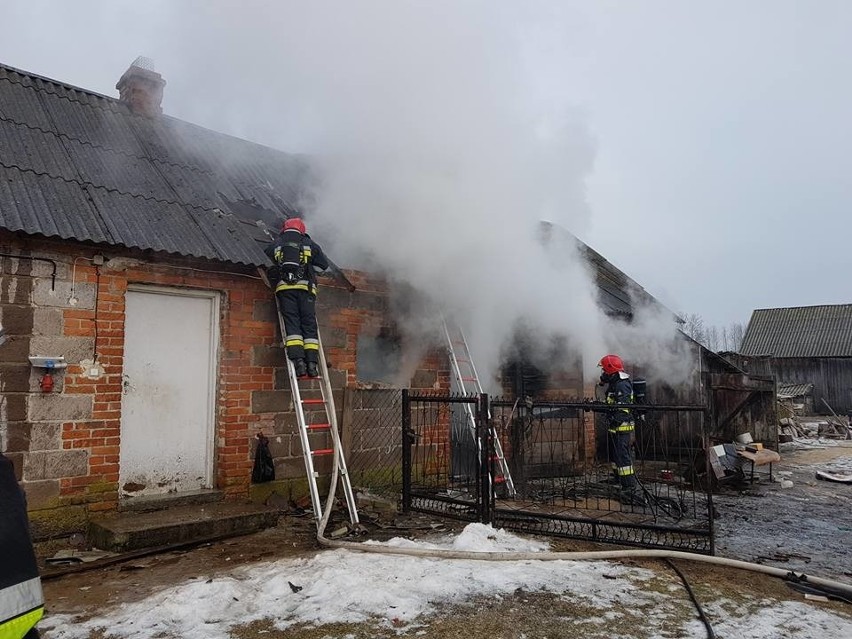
left=306, top=361, right=319, bottom=378
left=293, top=358, right=308, bottom=378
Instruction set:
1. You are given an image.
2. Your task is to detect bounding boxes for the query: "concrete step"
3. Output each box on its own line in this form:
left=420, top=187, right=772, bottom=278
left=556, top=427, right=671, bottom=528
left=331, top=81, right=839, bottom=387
left=89, top=502, right=280, bottom=553
left=119, top=489, right=224, bottom=513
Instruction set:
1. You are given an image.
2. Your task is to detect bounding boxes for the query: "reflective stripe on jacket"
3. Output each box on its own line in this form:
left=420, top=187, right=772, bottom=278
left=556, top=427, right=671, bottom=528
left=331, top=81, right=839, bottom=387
left=0, top=454, right=44, bottom=639
left=605, top=372, right=634, bottom=432
left=264, top=233, right=329, bottom=296
left=0, top=578, right=43, bottom=639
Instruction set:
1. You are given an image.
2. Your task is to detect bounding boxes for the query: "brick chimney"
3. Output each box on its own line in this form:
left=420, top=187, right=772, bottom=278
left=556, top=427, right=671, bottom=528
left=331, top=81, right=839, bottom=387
left=116, top=56, right=166, bottom=117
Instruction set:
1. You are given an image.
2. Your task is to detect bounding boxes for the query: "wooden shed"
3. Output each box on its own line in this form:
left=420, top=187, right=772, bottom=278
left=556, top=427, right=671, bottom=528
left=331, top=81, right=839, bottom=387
left=740, top=304, right=852, bottom=415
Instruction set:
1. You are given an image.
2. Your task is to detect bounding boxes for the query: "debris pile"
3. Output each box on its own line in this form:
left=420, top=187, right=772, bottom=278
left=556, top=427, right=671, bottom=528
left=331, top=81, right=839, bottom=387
left=778, top=399, right=851, bottom=443
left=708, top=432, right=782, bottom=487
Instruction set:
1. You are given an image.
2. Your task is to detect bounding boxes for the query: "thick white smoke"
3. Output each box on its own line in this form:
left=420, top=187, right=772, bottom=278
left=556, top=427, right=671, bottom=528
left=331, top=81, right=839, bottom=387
left=266, top=2, right=606, bottom=385
left=147, top=1, right=686, bottom=388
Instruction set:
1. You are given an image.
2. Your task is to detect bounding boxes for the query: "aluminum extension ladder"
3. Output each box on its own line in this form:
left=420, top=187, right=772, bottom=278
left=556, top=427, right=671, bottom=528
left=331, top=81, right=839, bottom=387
left=274, top=301, right=360, bottom=531
left=441, top=317, right=516, bottom=497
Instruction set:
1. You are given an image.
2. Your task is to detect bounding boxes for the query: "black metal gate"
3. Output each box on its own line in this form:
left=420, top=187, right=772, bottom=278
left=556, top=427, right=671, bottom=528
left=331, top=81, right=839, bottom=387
left=402, top=390, right=714, bottom=553
left=402, top=390, right=493, bottom=524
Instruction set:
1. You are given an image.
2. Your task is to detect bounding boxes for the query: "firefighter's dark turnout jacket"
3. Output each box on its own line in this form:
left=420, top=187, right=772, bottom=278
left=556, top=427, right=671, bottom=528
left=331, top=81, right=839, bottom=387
left=264, top=232, right=329, bottom=362
left=604, top=371, right=636, bottom=488
left=0, top=453, right=44, bottom=639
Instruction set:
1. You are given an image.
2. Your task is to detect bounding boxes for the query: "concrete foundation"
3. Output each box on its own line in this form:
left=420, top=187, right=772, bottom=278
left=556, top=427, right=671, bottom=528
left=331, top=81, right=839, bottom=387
left=89, top=502, right=280, bottom=552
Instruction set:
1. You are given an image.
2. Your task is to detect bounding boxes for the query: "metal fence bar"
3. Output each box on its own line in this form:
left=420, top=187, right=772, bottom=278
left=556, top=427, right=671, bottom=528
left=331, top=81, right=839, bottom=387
left=478, top=392, right=492, bottom=524
left=402, top=388, right=412, bottom=514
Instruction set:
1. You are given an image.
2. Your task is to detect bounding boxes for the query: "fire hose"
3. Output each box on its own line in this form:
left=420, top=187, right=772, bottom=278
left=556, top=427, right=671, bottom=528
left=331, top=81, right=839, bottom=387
left=315, top=432, right=852, bottom=602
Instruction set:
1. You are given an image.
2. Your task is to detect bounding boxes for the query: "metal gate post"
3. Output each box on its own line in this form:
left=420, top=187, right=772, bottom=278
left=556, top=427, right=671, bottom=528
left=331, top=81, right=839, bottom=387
left=477, top=392, right=493, bottom=524
left=402, top=388, right=411, bottom=514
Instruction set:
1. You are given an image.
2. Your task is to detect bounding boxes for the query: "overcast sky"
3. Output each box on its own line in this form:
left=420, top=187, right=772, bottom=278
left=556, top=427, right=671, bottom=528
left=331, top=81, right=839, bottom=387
left=2, top=1, right=850, bottom=327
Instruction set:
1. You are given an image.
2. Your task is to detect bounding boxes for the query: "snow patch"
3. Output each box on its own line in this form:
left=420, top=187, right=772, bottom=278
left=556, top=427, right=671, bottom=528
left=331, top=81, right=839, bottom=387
left=39, top=523, right=852, bottom=639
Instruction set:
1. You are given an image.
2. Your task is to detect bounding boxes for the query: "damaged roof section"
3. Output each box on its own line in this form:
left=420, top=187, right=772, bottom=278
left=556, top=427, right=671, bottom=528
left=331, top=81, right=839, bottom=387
left=741, top=304, right=852, bottom=358
left=777, top=382, right=814, bottom=399
left=0, top=62, right=311, bottom=265
left=538, top=220, right=674, bottom=319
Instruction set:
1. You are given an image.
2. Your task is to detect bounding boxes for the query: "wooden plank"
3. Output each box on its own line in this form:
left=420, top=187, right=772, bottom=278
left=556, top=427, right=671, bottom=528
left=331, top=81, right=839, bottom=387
left=716, top=390, right=758, bottom=432
left=736, top=449, right=780, bottom=466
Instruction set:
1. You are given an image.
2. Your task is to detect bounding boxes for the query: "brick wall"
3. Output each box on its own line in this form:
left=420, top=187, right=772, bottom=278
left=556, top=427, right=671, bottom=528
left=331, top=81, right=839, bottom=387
left=0, top=232, right=446, bottom=539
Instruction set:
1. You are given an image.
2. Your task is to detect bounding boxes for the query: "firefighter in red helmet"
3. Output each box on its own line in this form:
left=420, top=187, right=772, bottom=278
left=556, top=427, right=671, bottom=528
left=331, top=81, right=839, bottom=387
left=264, top=216, right=330, bottom=378
left=598, top=354, right=637, bottom=492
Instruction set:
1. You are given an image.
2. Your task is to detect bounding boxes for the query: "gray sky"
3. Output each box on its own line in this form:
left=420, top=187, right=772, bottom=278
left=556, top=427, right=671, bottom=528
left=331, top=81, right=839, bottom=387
left=2, top=1, right=850, bottom=328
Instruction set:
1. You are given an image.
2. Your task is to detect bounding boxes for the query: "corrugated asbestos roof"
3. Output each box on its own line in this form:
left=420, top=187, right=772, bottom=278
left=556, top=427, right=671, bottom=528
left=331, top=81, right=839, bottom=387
left=0, top=61, right=679, bottom=322
left=0, top=62, right=309, bottom=266
left=740, top=304, right=852, bottom=358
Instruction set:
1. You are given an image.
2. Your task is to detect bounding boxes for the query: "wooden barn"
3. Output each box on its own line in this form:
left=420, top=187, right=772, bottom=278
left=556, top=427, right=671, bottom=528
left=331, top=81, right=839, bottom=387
left=739, top=304, right=852, bottom=416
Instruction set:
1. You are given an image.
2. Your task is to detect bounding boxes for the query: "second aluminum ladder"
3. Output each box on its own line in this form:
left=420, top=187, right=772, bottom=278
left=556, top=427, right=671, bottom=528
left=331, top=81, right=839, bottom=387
left=441, top=317, right=516, bottom=497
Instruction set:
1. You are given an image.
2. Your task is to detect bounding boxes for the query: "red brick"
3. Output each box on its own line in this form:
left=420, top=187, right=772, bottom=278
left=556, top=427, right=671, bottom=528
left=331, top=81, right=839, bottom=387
left=91, top=445, right=119, bottom=456
left=91, top=410, right=121, bottom=420
left=64, top=309, right=96, bottom=320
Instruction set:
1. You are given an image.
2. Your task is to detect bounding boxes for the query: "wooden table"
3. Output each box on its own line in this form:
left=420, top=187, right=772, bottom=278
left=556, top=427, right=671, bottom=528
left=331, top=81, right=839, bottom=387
left=737, top=449, right=781, bottom=482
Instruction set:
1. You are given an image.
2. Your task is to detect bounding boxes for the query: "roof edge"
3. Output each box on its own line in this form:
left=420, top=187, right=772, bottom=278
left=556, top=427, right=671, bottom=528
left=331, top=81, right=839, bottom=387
left=751, top=303, right=852, bottom=313
left=0, top=61, right=119, bottom=103
left=1, top=60, right=311, bottom=168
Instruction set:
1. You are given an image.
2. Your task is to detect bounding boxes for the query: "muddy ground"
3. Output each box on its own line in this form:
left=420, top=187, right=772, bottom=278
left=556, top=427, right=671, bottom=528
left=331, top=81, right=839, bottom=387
left=713, top=440, right=852, bottom=579
left=38, top=441, right=852, bottom=638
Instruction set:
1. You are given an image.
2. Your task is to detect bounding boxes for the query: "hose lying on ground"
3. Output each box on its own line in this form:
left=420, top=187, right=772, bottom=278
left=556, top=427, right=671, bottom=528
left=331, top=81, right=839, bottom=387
left=315, top=438, right=852, bottom=602
left=666, top=558, right=716, bottom=639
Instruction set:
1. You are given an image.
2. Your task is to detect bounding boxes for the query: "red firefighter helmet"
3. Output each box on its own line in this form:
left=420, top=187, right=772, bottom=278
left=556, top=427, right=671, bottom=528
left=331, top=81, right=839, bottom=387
left=598, top=354, right=624, bottom=375
left=282, top=217, right=306, bottom=234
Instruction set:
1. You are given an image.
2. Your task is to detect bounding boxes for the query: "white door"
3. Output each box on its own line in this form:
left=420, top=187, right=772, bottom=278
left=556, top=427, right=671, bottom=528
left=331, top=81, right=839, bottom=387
left=119, top=287, right=219, bottom=499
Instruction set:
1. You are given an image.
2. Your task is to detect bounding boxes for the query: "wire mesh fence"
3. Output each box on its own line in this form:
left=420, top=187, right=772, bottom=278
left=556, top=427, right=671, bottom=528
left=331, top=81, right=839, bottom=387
left=343, top=388, right=405, bottom=501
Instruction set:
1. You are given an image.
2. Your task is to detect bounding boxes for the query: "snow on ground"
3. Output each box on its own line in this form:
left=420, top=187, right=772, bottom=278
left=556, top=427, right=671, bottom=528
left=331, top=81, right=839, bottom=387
left=781, top=437, right=852, bottom=452
left=696, top=598, right=852, bottom=639
left=40, top=523, right=852, bottom=639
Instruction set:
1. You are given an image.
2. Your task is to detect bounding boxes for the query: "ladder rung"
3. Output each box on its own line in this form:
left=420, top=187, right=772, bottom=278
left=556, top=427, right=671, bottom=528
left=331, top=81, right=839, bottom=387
left=312, top=448, right=334, bottom=456
left=461, top=376, right=477, bottom=382
left=456, top=358, right=470, bottom=363
left=302, top=398, right=326, bottom=405
left=307, top=423, right=330, bottom=431
left=494, top=476, right=506, bottom=484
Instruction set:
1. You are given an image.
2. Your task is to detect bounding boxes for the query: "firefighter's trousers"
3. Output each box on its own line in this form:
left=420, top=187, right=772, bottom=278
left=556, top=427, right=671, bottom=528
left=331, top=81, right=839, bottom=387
left=276, top=289, right=319, bottom=363
left=607, top=425, right=636, bottom=489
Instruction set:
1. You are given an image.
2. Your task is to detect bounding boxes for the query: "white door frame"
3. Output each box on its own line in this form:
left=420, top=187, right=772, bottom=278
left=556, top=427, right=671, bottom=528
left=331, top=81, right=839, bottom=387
left=123, top=284, right=221, bottom=492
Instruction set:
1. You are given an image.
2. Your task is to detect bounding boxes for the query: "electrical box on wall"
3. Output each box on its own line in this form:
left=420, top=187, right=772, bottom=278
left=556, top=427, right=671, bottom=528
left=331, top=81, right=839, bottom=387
left=28, top=356, right=68, bottom=369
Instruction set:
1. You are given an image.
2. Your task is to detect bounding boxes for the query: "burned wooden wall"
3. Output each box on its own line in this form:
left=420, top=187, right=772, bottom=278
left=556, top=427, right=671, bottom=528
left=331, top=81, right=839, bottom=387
left=701, top=351, right=777, bottom=445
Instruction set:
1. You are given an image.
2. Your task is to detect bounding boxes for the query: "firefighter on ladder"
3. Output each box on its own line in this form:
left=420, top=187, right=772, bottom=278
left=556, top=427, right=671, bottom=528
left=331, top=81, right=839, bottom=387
left=264, top=217, right=330, bottom=378
left=598, top=354, right=638, bottom=493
